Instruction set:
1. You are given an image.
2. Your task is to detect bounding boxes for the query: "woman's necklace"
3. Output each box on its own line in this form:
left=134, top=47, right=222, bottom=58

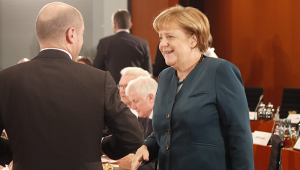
left=177, top=55, right=205, bottom=87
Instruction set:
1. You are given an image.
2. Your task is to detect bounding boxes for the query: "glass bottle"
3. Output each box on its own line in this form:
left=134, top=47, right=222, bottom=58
left=283, top=119, right=292, bottom=148
left=279, top=119, right=285, bottom=139
left=283, top=129, right=291, bottom=148
left=286, top=119, right=292, bottom=133
left=291, top=127, right=297, bottom=148
left=274, top=106, right=280, bottom=120
left=257, top=103, right=265, bottom=121
left=265, top=102, right=274, bottom=121
left=273, top=119, right=281, bottom=136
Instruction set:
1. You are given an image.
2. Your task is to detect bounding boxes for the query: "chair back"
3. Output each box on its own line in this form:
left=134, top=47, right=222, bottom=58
left=245, top=87, right=263, bottom=111
left=279, top=88, right=300, bottom=118
left=268, top=135, right=285, bottom=170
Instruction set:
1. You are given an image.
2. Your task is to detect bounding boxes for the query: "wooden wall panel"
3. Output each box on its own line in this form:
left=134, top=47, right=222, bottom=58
left=204, top=0, right=300, bottom=109
left=131, top=0, right=179, bottom=62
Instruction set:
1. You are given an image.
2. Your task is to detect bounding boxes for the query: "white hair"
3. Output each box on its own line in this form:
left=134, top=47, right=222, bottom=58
left=120, top=67, right=151, bottom=78
left=125, top=76, right=158, bottom=99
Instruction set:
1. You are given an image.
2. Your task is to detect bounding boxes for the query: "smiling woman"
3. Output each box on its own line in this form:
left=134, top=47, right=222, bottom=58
left=131, top=5, right=255, bottom=170
left=154, top=6, right=209, bottom=80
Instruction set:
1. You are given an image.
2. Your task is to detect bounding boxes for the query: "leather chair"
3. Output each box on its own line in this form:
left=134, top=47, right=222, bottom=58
left=268, top=135, right=285, bottom=170
left=279, top=88, right=300, bottom=118
left=244, top=87, right=263, bottom=111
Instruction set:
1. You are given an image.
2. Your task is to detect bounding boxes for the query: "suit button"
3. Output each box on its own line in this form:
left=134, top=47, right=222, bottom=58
left=166, top=144, right=169, bottom=150
left=166, top=113, right=170, bottom=119
left=167, top=129, right=170, bottom=134
left=173, top=101, right=176, bottom=104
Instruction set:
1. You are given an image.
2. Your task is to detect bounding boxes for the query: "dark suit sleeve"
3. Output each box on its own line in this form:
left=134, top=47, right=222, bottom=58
left=0, top=138, right=12, bottom=166
left=93, top=40, right=106, bottom=70
left=0, top=121, right=12, bottom=166
left=101, top=72, right=144, bottom=160
left=141, top=41, right=153, bottom=74
left=215, top=61, right=254, bottom=170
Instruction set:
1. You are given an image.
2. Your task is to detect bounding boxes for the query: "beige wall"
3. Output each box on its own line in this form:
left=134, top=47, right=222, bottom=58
left=0, top=0, right=127, bottom=70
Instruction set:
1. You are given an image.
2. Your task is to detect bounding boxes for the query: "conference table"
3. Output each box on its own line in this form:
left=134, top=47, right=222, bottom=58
left=102, top=120, right=299, bottom=170
left=251, top=120, right=300, bottom=170
left=250, top=119, right=274, bottom=133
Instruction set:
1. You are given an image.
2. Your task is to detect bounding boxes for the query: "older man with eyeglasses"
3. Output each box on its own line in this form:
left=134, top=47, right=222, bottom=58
left=118, top=67, right=151, bottom=117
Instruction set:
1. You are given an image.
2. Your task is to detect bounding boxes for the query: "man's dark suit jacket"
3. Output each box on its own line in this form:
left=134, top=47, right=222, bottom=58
left=93, top=31, right=153, bottom=83
left=0, top=49, right=144, bottom=170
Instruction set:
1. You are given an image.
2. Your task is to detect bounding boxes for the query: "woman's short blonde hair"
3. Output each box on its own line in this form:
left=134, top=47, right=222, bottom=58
left=153, top=5, right=210, bottom=53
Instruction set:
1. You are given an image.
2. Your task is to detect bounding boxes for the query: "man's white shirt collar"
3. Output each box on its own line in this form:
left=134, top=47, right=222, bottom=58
left=149, top=110, right=153, bottom=119
left=41, top=48, right=73, bottom=60
left=116, top=29, right=130, bottom=33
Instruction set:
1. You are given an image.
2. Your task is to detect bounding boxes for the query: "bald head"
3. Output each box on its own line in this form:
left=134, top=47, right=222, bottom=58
left=36, top=2, right=83, bottom=43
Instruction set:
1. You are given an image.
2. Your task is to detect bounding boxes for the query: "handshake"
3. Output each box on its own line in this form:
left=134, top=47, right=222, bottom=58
left=0, top=161, right=12, bottom=170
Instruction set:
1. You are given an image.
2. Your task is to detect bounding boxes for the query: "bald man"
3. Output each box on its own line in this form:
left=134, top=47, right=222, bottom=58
left=0, top=2, right=143, bottom=170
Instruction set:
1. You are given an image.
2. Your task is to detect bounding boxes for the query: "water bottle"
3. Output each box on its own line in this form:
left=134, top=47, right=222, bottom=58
left=274, top=106, right=280, bottom=120
left=257, top=103, right=265, bottom=121
left=283, top=119, right=292, bottom=148
left=279, top=119, right=285, bottom=139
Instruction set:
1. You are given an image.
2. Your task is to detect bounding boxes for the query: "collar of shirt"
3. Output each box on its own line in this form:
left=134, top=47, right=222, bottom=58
left=116, top=29, right=130, bottom=33
left=41, top=48, right=72, bottom=60
left=149, top=110, right=153, bottom=119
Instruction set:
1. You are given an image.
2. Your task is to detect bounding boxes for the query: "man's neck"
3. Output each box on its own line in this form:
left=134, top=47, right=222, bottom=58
left=40, top=48, right=73, bottom=60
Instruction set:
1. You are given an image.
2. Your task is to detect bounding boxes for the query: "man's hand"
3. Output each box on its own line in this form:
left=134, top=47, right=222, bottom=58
left=117, top=153, right=135, bottom=169
left=0, top=161, right=13, bottom=170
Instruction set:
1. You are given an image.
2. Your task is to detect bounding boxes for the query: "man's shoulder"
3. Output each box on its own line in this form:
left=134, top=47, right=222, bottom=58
left=127, top=33, right=148, bottom=43
left=115, top=32, right=148, bottom=44
left=99, top=34, right=115, bottom=42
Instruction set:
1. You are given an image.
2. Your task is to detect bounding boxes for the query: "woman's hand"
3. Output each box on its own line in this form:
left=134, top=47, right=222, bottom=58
left=0, top=161, right=13, bottom=170
left=8, top=161, right=12, bottom=170
left=131, top=145, right=149, bottom=170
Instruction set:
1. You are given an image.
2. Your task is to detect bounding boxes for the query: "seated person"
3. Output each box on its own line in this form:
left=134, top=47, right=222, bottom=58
left=103, top=67, right=151, bottom=137
left=117, top=76, right=158, bottom=170
left=76, top=56, right=93, bottom=66
left=118, top=67, right=151, bottom=117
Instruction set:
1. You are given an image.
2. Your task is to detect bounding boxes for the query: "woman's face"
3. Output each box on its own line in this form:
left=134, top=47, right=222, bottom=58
left=158, top=23, right=196, bottom=69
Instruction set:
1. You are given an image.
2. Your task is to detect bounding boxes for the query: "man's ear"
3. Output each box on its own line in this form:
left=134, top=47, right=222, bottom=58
left=129, top=22, right=133, bottom=30
left=148, top=93, right=155, bottom=103
left=66, top=27, right=76, bottom=44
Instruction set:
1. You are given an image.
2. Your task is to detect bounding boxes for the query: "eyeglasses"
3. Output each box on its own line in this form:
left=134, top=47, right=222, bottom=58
left=117, top=84, right=127, bottom=89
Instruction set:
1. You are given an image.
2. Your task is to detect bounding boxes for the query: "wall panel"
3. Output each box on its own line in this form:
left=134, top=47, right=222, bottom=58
left=131, top=0, right=179, bottom=62
left=206, top=0, right=300, bottom=108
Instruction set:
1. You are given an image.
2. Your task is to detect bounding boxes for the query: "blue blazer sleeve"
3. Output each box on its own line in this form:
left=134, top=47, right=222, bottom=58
left=216, top=61, right=254, bottom=170
left=144, top=131, right=159, bottom=163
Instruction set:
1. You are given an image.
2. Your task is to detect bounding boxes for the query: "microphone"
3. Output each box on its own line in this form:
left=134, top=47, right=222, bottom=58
left=254, top=95, right=264, bottom=112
